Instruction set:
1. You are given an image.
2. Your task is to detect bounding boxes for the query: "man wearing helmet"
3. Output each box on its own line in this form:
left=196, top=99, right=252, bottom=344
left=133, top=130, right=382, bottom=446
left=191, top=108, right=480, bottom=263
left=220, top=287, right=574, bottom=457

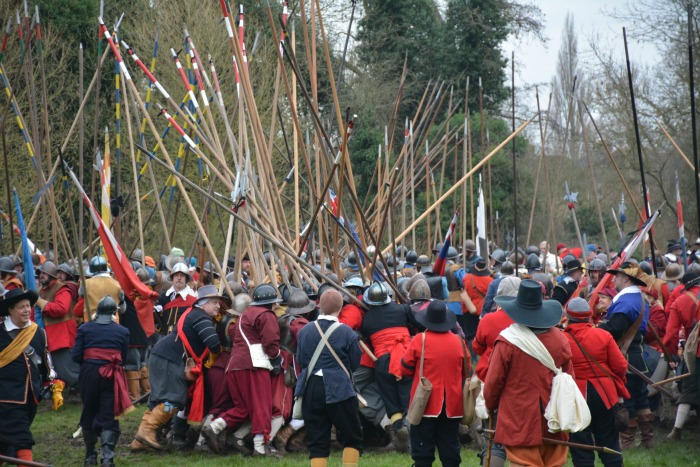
left=72, top=295, right=131, bottom=467
left=80, top=256, right=125, bottom=323
left=35, top=261, right=79, bottom=388
left=154, top=262, right=197, bottom=336
left=0, top=256, right=24, bottom=292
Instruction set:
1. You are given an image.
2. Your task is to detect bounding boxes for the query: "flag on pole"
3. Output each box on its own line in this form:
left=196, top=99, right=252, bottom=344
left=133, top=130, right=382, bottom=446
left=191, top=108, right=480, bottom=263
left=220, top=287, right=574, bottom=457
left=99, top=130, right=111, bottom=232
left=476, top=175, right=489, bottom=259
left=13, top=189, right=42, bottom=327
left=64, top=164, right=157, bottom=301
left=676, top=172, right=684, bottom=241
left=434, top=211, right=459, bottom=276
left=329, top=188, right=340, bottom=217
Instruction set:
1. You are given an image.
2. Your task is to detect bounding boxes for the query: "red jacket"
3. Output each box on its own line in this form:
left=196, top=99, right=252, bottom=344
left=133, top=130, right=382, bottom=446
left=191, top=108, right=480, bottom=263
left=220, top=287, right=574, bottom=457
left=643, top=302, right=667, bottom=353
left=484, top=327, right=573, bottom=447
left=462, top=273, right=493, bottom=315
left=564, top=323, right=630, bottom=409
left=664, top=285, right=700, bottom=354
left=472, top=309, right=513, bottom=381
left=339, top=303, right=372, bottom=367
left=228, top=305, right=280, bottom=371
left=41, top=284, right=77, bottom=352
left=401, top=330, right=469, bottom=417
left=665, top=284, right=686, bottom=311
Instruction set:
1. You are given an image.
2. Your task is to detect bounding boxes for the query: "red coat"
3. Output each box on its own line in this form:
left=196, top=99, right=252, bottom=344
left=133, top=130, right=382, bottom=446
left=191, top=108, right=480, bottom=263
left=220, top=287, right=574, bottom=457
left=643, top=302, right=667, bottom=353
left=472, top=309, right=513, bottom=381
left=463, top=273, right=493, bottom=315
left=41, top=284, right=77, bottom=352
left=564, top=323, right=630, bottom=409
left=664, top=285, right=700, bottom=354
left=228, top=305, right=280, bottom=371
left=484, top=328, right=573, bottom=447
left=401, top=330, right=469, bottom=417
left=665, top=284, right=685, bottom=311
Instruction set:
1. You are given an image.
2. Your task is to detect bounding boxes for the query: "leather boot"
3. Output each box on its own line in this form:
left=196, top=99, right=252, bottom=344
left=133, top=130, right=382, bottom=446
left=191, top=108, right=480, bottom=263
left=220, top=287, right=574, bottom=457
left=287, top=427, right=307, bottom=452
left=393, top=418, right=410, bottom=453
left=201, top=417, right=227, bottom=454
left=170, top=415, right=189, bottom=448
left=129, top=439, right=150, bottom=452
left=83, top=429, right=98, bottom=466
left=135, top=403, right=175, bottom=450
left=342, top=447, right=360, bottom=467
left=139, top=366, right=151, bottom=395
left=638, top=410, right=656, bottom=448
left=126, top=371, right=141, bottom=401
left=100, top=430, right=119, bottom=466
left=619, top=417, right=638, bottom=450
left=667, top=427, right=682, bottom=440
left=272, top=424, right=296, bottom=453
left=377, top=425, right=397, bottom=453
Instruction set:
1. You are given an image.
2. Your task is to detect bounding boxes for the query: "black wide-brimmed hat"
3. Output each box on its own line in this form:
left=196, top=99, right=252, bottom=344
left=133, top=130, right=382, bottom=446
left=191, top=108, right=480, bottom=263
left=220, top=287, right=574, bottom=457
left=494, top=279, right=562, bottom=329
left=0, top=288, right=39, bottom=316
left=563, top=259, right=584, bottom=275
left=415, top=300, right=456, bottom=332
left=606, top=262, right=647, bottom=287
left=469, top=258, right=491, bottom=277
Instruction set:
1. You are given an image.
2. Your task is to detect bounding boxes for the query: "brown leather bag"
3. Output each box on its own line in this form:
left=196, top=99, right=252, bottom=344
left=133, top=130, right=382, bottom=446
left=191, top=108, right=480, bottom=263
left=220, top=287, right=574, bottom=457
left=406, top=332, right=432, bottom=425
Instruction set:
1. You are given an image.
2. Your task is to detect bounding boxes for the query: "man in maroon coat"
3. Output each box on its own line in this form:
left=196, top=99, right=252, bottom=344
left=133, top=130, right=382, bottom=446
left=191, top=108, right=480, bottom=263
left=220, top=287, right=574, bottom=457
left=484, top=279, right=573, bottom=467
left=202, top=284, right=282, bottom=457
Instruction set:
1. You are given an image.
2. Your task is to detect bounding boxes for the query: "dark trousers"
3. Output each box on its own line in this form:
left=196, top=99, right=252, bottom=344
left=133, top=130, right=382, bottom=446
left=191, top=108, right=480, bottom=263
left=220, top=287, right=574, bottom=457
left=302, top=375, right=363, bottom=459
left=78, top=362, right=120, bottom=433
left=623, top=372, right=650, bottom=419
left=410, top=409, right=461, bottom=467
left=374, top=354, right=411, bottom=417
left=570, top=382, right=622, bottom=467
left=0, top=402, right=38, bottom=451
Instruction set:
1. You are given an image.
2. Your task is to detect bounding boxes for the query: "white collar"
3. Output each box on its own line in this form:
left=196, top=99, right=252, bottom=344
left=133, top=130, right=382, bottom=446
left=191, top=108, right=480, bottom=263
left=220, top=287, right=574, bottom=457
left=612, top=285, right=640, bottom=303
left=166, top=285, right=196, bottom=300
left=4, top=316, right=32, bottom=331
left=317, top=315, right=339, bottom=322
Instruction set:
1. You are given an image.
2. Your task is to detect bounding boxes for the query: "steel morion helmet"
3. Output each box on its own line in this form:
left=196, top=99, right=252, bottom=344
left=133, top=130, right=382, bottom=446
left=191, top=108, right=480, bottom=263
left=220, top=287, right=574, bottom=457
left=89, top=256, right=108, bottom=275
left=250, top=283, right=283, bottom=306
left=97, top=295, right=117, bottom=315
left=363, top=282, right=391, bottom=306
left=587, top=258, right=606, bottom=271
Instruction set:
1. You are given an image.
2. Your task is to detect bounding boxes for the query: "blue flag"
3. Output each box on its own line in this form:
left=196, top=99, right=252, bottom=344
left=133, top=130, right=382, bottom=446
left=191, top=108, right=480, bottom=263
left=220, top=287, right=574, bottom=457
left=13, top=189, right=42, bottom=328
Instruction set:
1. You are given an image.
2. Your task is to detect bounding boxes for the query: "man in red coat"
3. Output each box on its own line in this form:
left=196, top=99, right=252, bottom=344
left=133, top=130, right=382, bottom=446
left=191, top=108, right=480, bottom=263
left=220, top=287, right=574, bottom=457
left=484, top=279, right=573, bottom=467
left=35, top=261, right=79, bottom=387
left=202, top=284, right=282, bottom=458
left=462, top=258, right=493, bottom=346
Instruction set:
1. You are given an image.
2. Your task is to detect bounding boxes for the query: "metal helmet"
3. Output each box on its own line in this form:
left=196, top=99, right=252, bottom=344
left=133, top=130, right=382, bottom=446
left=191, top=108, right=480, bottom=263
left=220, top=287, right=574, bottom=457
left=342, top=274, right=364, bottom=289
left=0, top=256, right=16, bottom=274
left=416, top=255, right=431, bottom=267
left=286, top=290, right=316, bottom=315
left=96, top=295, right=117, bottom=315
left=366, top=245, right=376, bottom=258
left=655, top=255, right=667, bottom=271
left=303, top=281, right=319, bottom=300
left=588, top=258, right=606, bottom=271
left=232, top=294, right=252, bottom=316
left=689, top=262, right=700, bottom=274
left=433, top=242, right=444, bottom=254
left=130, top=248, right=143, bottom=263
left=464, top=240, right=477, bottom=252
left=37, top=261, right=58, bottom=278
left=405, top=250, right=418, bottom=265
left=500, top=261, right=515, bottom=276
left=316, top=283, right=335, bottom=300
left=278, top=284, right=299, bottom=304
left=345, top=251, right=358, bottom=267
left=446, top=247, right=460, bottom=260
left=525, top=245, right=540, bottom=256
left=385, top=255, right=395, bottom=268
left=89, top=256, right=108, bottom=275
left=524, top=254, right=541, bottom=271
left=363, top=282, right=391, bottom=306
left=490, top=249, right=506, bottom=264
left=313, top=248, right=322, bottom=262
left=408, top=279, right=431, bottom=301
left=57, top=262, right=76, bottom=279
left=135, top=268, right=153, bottom=285
left=250, top=284, right=283, bottom=306
left=639, top=261, right=653, bottom=275
left=170, top=262, right=193, bottom=282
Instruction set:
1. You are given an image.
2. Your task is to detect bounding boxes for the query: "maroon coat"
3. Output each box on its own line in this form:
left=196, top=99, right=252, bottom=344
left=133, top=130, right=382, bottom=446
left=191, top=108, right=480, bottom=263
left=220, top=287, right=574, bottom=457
left=484, top=327, right=573, bottom=447
left=664, top=285, right=700, bottom=354
left=472, top=309, right=513, bottom=382
left=228, top=305, right=280, bottom=371
left=564, top=323, right=630, bottom=409
left=401, top=330, right=469, bottom=417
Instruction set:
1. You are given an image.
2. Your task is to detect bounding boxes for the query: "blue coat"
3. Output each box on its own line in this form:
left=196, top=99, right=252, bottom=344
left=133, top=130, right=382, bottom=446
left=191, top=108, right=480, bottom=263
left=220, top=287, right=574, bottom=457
left=294, top=318, right=361, bottom=404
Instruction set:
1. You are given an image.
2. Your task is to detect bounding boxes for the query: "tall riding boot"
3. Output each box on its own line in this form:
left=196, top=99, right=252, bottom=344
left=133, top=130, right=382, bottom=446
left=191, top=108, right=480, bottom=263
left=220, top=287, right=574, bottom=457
left=135, top=403, right=175, bottom=450
left=83, top=429, right=99, bottom=466
left=170, top=414, right=189, bottom=448
left=100, top=430, right=120, bottom=466
left=126, top=371, right=141, bottom=401
left=130, top=409, right=152, bottom=452
left=139, top=366, right=151, bottom=395
left=638, top=409, right=656, bottom=448
left=619, top=417, right=638, bottom=450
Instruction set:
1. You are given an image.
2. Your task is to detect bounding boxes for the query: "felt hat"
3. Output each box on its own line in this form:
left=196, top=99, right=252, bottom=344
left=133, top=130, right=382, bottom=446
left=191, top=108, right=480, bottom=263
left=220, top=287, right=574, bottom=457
left=415, top=300, right=456, bottom=332
left=470, top=258, right=491, bottom=277
left=494, top=279, right=562, bottom=329
left=0, top=288, right=39, bottom=316
left=194, top=284, right=232, bottom=307
left=563, top=259, right=584, bottom=275
left=606, top=262, right=647, bottom=287
left=662, top=263, right=683, bottom=282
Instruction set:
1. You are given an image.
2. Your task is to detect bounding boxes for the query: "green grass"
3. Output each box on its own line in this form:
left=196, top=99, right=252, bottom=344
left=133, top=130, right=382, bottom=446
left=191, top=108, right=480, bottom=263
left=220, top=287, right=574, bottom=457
left=29, top=399, right=700, bottom=466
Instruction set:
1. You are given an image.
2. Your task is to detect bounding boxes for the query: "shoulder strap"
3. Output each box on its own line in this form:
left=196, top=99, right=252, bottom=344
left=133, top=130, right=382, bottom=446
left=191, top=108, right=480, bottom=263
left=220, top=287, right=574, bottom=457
left=303, top=322, right=341, bottom=387
left=461, top=336, right=470, bottom=378
left=314, top=320, right=352, bottom=379
left=419, top=332, right=426, bottom=379
left=569, top=331, right=617, bottom=407
left=618, top=294, right=645, bottom=355
left=469, top=275, right=486, bottom=298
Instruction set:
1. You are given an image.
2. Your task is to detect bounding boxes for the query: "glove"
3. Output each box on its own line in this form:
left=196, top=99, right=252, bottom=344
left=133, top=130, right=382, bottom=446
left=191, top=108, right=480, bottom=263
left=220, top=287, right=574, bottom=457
left=270, top=355, right=283, bottom=376
left=204, top=351, right=220, bottom=369
left=51, top=380, right=65, bottom=411
left=36, top=298, right=48, bottom=309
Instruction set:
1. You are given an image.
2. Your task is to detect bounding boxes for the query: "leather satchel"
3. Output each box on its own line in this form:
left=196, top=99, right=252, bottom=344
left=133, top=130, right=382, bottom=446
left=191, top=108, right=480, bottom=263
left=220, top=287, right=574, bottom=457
left=461, top=338, right=479, bottom=424
left=406, top=332, right=433, bottom=425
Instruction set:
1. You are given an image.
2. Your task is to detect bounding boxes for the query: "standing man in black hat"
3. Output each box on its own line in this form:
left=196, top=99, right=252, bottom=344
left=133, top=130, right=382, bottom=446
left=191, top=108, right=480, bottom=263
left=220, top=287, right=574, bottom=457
left=401, top=301, right=469, bottom=467
left=72, top=295, right=132, bottom=466
left=203, top=283, right=282, bottom=457
left=599, top=262, right=653, bottom=450
left=484, top=280, right=573, bottom=467
left=552, top=258, right=584, bottom=306
left=0, top=288, right=52, bottom=465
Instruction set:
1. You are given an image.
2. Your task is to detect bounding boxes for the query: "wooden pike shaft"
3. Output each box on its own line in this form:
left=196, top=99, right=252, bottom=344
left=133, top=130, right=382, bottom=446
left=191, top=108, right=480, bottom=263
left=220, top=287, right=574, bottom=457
left=478, top=428, right=620, bottom=455
left=651, top=372, right=692, bottom=387
left=656, top=117, right=700, bottom=179
left=384, top=116, right=535, bottom=254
